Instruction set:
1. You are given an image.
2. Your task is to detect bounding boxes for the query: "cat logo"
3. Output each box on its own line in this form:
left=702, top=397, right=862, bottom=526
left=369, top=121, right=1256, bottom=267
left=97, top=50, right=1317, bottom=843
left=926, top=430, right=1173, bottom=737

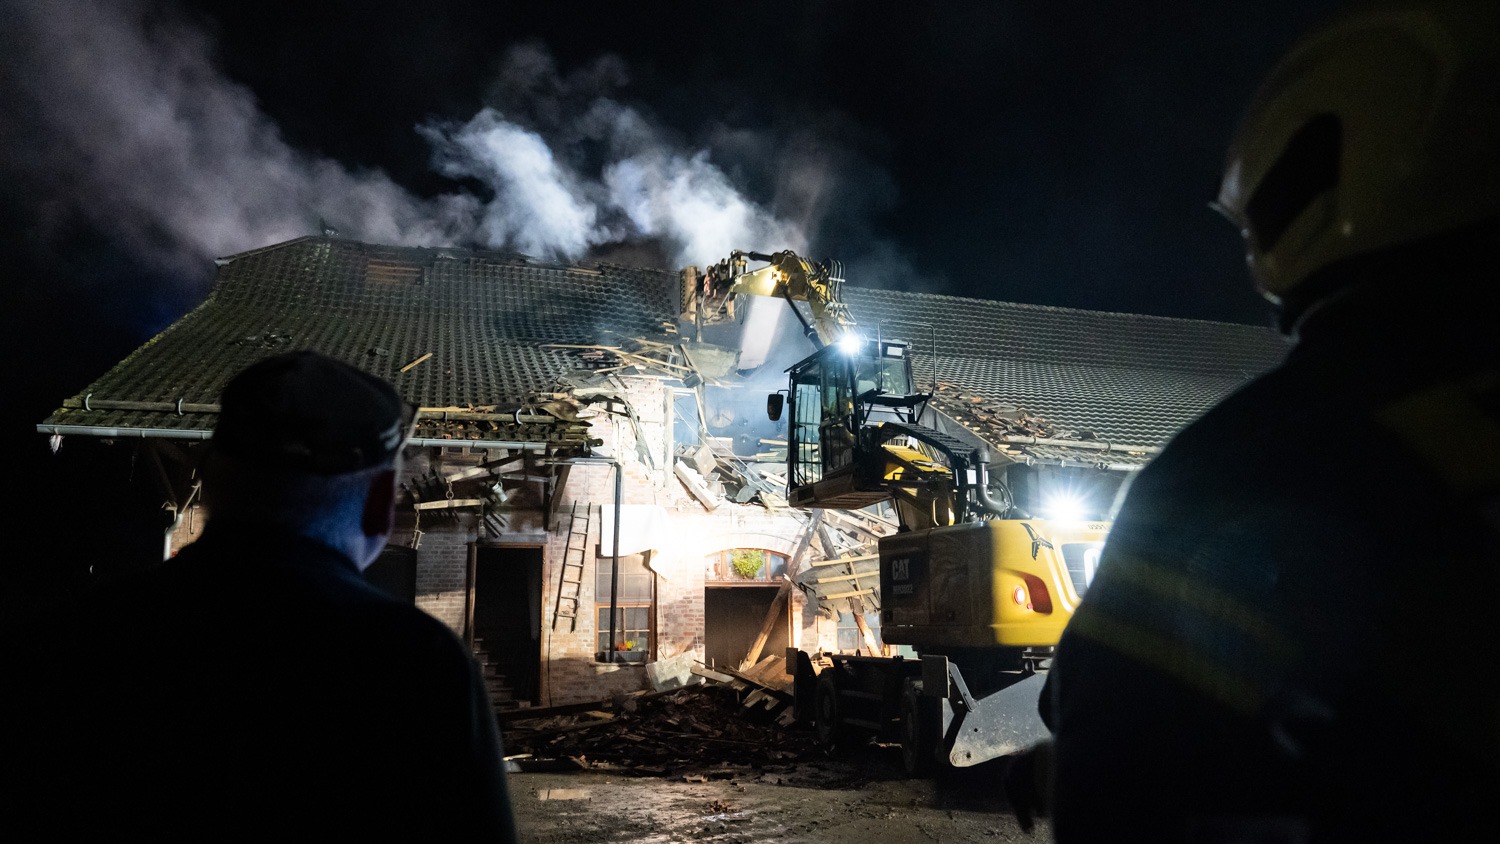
left=890, top=556, right=911, bottom=581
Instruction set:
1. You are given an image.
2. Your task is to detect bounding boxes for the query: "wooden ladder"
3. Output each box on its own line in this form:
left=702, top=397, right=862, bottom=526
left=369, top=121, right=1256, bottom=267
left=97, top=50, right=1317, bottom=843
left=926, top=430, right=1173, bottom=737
left=552, top=502, right=590, bottom=630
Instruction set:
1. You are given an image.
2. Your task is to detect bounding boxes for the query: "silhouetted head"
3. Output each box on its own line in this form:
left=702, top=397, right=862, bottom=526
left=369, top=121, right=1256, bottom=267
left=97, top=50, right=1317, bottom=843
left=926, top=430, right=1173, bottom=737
left=1215, top=1, right=1500, bottom=334
left=205, top=351, right=411, bottom=569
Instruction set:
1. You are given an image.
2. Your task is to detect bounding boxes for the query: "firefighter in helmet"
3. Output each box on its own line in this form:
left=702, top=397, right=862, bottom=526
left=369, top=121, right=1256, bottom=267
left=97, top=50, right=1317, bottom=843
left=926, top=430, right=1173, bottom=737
left=1034, top=2, right=1500, bottom=840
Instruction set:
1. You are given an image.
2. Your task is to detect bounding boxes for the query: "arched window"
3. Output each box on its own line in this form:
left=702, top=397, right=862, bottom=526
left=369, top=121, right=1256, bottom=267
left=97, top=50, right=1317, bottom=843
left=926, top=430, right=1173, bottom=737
left=704, top=548, right=789, bottom=583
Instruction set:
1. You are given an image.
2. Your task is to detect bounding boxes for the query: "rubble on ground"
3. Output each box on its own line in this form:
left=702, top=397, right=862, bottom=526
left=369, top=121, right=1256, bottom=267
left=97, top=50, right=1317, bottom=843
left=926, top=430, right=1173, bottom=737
left=499, top=658, right=825, bottom=780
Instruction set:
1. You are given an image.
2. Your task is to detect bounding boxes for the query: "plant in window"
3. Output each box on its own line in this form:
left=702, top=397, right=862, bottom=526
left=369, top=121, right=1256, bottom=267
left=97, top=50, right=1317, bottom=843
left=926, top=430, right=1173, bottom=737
left=730, top=549, right=764, bottom=579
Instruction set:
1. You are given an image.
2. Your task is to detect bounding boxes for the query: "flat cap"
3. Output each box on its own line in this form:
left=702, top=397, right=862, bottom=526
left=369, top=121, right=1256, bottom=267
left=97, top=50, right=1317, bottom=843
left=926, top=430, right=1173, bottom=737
left=213, top=351, right=408, bottom=474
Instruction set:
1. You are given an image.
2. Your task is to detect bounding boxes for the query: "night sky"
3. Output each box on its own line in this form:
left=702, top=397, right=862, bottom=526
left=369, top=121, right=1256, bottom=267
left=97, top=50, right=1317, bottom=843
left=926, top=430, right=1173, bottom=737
left=3, top=0, right=1345, bottom=433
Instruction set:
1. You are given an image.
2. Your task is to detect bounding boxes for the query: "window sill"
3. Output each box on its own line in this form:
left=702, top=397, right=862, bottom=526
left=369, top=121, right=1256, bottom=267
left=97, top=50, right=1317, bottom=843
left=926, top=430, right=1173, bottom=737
left=593, top=660, right=648, bottom=673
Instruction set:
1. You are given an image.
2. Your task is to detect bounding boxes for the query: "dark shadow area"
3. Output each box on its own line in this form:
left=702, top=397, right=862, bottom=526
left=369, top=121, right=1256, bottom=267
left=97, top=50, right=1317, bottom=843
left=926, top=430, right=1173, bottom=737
left=473, top=545, right=543, bottom=706
left=365, top=544, right=417, bottom=602
left=704, top=585, right=788, bottom=670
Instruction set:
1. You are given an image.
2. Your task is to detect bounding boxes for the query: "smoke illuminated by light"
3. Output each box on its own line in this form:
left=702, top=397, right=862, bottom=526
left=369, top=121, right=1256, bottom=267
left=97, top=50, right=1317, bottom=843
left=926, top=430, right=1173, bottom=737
left=1, top=0, right=823, bottom=281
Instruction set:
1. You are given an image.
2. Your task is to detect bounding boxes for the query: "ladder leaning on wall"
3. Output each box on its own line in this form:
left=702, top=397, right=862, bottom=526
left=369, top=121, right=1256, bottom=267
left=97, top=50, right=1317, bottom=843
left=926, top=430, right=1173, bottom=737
left=552, top=502, right=591, bottom=631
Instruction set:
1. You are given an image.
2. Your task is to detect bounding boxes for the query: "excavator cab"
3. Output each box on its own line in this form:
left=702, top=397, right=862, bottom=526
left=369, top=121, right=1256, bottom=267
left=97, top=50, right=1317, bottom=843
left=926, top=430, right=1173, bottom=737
left=773, top=337, right=932, bottom=510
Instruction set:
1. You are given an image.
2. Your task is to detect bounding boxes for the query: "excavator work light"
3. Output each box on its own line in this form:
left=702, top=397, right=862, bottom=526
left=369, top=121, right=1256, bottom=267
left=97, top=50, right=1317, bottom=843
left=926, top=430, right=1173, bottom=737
left=836, top=333, right=864, bottom=355
left=1042, top=493, right=1086, bottom=521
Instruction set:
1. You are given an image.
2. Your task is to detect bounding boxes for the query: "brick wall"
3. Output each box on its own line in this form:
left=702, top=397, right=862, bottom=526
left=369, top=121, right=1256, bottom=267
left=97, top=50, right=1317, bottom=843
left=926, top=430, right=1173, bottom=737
left=413, top=516, right=475, bottom=631
left=159, top=375, right=861, bottom=708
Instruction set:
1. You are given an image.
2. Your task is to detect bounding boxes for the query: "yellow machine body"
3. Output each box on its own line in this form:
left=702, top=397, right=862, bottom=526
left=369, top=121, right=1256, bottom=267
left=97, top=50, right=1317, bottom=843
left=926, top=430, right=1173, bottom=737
left=880, top=519, right=1110, bottom=648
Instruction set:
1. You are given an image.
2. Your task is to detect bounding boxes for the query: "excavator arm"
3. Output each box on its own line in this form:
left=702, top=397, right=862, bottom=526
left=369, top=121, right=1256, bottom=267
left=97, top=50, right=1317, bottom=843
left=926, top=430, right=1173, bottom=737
left=701, top=250, right=856, bottom=348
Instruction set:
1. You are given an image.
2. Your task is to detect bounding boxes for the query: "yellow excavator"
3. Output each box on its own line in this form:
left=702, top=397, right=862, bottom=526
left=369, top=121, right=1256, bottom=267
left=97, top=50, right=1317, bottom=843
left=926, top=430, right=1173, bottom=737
left=700, top=249, right=1113, bottom=774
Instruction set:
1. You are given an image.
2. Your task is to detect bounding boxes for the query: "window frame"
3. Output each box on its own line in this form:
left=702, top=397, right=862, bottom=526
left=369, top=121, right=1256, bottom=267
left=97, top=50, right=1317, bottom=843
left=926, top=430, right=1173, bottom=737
left=594, top=550, right=656, bottom=662
left=704, top=547, right=790, bottom=585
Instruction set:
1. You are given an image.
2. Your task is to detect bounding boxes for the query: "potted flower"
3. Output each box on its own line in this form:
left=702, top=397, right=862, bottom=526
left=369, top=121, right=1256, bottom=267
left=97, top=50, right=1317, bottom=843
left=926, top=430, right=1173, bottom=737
left=614, top=640, right=645, bottom=663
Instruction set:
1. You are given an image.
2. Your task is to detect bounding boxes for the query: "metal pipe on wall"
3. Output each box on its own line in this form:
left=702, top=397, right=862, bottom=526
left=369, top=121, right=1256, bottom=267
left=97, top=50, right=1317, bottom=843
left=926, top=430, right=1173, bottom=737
left=541, top=456, right=623, bottom=662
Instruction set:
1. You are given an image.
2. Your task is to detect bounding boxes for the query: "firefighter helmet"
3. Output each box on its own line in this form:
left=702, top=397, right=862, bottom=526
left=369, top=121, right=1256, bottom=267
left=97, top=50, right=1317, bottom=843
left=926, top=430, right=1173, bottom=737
left=1215, top=1, right=1500, bottom=328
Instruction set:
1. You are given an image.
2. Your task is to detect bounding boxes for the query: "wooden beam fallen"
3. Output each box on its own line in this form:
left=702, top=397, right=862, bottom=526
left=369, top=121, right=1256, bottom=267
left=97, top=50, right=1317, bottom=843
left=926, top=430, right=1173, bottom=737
left=738, top=581, right=790, bottom=670
left=854, top=611, right=883, bottom=656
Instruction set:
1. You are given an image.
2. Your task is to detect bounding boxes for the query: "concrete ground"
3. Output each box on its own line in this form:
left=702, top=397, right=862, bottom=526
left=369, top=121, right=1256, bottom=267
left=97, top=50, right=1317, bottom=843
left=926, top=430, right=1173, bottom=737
left=509, top=747, right=1045, bottom=843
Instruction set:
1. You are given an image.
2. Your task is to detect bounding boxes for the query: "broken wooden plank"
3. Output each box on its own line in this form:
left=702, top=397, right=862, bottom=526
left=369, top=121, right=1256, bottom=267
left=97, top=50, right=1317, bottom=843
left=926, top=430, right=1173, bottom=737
left=674, top=460, right=722, bottom=510
left=690, top=665, right=737, bottom=685
left=786, top=512, right=822, bottom=578
left=808, top=553, right=880, bottom=567
left=805, top=571, right=876, bottom=585
left=740, top=655, right=794, bottom=694
left=444, top=453, right=527, bottom=482
left=737, top=581, right=790, bottom=670
left=413, top=498, right=486, bottom=510
left=715, top=658, right=794, bottom=698
left=399, top=352, right=433, bottom=372
left=822, top=588, right=875, bottom=600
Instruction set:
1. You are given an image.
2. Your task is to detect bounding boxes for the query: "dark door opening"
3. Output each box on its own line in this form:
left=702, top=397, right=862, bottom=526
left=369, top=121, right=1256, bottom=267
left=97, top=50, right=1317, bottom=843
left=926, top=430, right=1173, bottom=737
left=470, top=545, right=543, bottom=707
left=365, top=545, right=417, bottom=602
left=704, top=585, right=788, bottom=670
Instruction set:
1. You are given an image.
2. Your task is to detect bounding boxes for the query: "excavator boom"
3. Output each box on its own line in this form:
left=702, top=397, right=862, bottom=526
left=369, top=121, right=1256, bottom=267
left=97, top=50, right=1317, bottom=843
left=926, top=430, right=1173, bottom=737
left=702, top=250, right=856, bottom=347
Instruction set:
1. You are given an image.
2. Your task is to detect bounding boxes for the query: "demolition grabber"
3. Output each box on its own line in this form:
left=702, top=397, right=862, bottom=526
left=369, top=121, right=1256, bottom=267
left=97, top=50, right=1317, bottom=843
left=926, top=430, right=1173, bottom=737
left=699, top=249, right=1111, bottom=774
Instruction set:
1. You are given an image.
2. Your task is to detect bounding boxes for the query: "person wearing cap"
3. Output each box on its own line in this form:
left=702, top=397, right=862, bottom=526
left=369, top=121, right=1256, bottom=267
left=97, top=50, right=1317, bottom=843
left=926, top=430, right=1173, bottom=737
left=74, top=351, right=518, bottom=840
left=1014, top=2, right=1500, bottom=841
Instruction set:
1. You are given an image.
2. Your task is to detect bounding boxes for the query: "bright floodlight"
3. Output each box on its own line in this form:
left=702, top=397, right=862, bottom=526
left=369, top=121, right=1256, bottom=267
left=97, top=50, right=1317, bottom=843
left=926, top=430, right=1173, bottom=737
left=836, top=333, right=864, bottom=355
left=1043, top=493, right=1086, bottom=521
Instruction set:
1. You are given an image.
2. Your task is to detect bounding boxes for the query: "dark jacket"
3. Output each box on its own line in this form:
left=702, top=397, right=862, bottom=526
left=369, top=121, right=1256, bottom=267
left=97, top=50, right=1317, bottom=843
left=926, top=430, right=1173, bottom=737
left=1048, top=294, right=1500, bottom=841
left=60, top=524, right=518, bottom=841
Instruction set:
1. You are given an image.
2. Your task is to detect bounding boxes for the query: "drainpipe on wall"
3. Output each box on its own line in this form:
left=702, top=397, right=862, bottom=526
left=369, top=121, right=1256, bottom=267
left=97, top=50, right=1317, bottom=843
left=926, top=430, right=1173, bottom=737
left=542, top=456, right=623, bottom=663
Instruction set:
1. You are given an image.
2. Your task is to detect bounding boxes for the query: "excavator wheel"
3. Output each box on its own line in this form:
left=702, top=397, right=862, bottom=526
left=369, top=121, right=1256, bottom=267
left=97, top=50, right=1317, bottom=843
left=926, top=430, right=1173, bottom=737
left=900, top=681, right=942, bottom=777
left=813, top=672, right=851, bottom=751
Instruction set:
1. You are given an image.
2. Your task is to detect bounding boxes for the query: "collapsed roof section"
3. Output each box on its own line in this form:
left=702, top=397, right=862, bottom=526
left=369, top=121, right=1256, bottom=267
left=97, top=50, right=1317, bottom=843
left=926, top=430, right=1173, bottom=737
left=39, top=236, right=679, bottom=453
left=38, top=236, right=1287, bottom=473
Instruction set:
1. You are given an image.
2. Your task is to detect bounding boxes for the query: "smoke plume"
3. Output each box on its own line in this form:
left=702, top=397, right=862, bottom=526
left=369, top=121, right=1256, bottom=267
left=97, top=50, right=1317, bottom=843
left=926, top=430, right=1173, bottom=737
left=0, top=0, right=847, bottom=282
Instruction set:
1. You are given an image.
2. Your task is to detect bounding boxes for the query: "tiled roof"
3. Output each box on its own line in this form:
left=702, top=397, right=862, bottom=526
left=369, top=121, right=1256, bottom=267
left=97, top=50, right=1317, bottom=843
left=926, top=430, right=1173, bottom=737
left=38, top=237, right=1286, bottom=456
left=39, top=236, right=678, bottom=445
left=842, top=287, right=1287, bottom=452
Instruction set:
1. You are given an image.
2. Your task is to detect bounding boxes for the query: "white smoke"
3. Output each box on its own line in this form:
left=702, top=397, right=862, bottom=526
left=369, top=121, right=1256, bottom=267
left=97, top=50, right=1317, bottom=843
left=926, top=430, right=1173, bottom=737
left=604, top=150, right=807, bottom=264
left=0, top=0, right=479, bottom=278
left=422, top=109, right=603, bottom=259
left=2, top=0, right=814, bottom=278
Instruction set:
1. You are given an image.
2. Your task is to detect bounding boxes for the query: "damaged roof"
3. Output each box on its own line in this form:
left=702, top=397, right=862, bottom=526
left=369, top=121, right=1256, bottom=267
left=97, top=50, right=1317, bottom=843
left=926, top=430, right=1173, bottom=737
left=38, top=236, right=678, bottom=447
left=38, top=236, right=1287, bottom=457
left=842, top=287, right=1288, bottom=462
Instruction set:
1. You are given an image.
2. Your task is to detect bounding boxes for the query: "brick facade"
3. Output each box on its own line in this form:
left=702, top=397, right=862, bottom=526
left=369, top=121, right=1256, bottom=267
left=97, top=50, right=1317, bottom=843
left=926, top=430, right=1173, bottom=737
left=166, top=375, right=845, bottom=707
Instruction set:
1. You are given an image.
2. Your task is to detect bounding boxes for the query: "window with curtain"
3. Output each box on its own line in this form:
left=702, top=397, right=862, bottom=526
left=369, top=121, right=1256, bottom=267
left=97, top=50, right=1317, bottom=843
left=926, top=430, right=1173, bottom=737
left=596, top=551, right=653, bottom=661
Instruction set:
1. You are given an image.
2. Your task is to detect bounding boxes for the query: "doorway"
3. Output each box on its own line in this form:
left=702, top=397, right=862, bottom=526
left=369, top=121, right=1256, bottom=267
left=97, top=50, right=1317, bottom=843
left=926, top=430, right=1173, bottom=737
left=365, top=545, right=417, bottom=602
left=704, top=585, right=788, bottom=671
left=469, top=545, right=543, bottom=706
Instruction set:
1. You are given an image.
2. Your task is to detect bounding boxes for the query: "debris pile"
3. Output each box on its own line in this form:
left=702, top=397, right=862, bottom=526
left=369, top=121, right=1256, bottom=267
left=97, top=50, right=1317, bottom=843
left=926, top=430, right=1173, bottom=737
left=929, top=383, right=1059, bottom=440
left=929, top=382, right=1159, bottom=469
left=409, top=390, right=601, bottom=446
left=500, top=663, right=821, bottom=778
